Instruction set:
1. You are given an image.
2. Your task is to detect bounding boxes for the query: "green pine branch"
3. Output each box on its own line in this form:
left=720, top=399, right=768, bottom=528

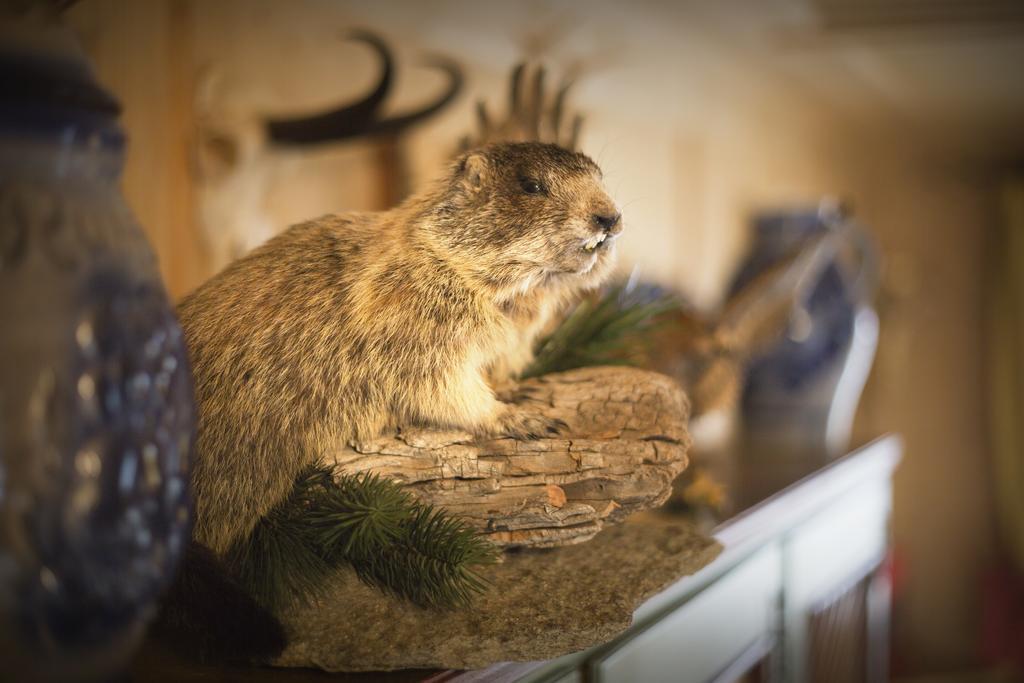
left=226, top=465, right=498, bottom=611
left=346, top=505, right=495, bottom=608
left=522, top=281, right=680, bottom=379
left=224, top=470, right=333, bottom=610
left=305, top=472, right=410, bottom=556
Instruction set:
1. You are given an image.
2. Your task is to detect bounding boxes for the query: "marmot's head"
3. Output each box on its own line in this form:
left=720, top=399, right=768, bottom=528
left=430, top=142, right=621, bottom=300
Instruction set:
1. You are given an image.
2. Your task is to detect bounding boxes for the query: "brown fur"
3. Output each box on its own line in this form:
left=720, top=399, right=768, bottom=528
left=177, top=142, right=622, bottom=555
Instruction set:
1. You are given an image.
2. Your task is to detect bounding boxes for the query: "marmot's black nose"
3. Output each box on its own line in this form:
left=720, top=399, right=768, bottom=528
left=592, top=212, right=621, bottom=233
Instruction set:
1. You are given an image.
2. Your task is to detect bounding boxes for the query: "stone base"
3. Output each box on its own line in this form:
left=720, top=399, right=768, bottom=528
left=273, top=520, right=720, bottom=672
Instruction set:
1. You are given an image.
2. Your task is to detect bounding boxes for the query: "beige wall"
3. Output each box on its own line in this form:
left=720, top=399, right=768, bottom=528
left=66, top=0, right=1021, bottom=674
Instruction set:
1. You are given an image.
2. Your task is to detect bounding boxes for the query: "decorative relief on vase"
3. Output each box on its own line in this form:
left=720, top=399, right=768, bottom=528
left=13, top=269, right=193, bottom=656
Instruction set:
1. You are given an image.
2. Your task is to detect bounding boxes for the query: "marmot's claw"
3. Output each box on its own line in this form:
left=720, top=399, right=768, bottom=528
left=502, top=384, right=543, bottom=405
left=546, top=418, right=568, bottom=435
left=497, top=409, right=566, bottom=440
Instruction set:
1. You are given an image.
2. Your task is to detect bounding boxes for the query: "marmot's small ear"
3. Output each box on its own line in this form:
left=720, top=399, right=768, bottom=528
left=460, top=153, right=488, bottom=193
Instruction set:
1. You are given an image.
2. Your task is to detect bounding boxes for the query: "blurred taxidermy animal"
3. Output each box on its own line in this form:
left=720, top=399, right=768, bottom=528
left=193, top=30, right=462, bottom=271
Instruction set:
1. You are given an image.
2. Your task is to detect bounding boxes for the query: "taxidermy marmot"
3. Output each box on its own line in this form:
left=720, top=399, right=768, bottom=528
left=177, top=141, right=623, bottom=557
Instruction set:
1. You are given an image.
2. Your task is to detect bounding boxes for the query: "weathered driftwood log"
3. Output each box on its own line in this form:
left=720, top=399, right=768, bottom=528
left=328, top=366, right=690, bottom=549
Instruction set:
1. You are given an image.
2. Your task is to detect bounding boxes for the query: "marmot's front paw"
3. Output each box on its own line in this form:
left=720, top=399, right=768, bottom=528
left=496, top=407, right=567, bottom=440
left=496, top=383, right=544, bottom=405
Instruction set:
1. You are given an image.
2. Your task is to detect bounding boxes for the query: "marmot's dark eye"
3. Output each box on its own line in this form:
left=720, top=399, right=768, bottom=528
left=520, top=177, right=545, bottom=195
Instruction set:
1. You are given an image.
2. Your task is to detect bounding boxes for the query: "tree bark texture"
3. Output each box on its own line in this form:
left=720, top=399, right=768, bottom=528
left=329, top=366, right=691, bottom=549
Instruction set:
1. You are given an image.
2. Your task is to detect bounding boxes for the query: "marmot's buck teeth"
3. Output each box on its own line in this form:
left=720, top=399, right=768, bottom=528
left=583, top=233, right=607, bottom=252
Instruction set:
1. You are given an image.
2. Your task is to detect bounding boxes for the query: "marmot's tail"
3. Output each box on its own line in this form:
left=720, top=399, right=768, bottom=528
left=152, top=542, right=287, bottom=663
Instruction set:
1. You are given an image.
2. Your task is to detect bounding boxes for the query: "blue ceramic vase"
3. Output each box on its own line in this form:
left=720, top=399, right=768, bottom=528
left=729, top=204, right=879, bottom=456
left=0, top=17, right=194, bottom=680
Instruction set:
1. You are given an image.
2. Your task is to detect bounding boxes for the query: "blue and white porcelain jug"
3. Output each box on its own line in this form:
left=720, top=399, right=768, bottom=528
left=0, top=13, right=194, bottom=679
left=728, top=202, right=880, bottom=456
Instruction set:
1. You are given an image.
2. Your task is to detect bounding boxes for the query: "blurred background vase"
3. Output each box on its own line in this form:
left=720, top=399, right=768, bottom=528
left=728, top=203, right=880, bottom=457
left=0, top=11, right=194, bottom=680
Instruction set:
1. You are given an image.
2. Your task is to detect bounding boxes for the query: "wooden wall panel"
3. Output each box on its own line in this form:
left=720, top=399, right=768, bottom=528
left=66, top=0, right=208, bottom=301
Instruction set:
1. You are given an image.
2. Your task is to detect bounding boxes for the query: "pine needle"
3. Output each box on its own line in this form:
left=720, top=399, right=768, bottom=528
left=522, top=281, right=680, bottom=379
left=227, top=464, right=497, bottom=611
left=348, top=504, right=496, bottom=608
left=306, top=472, right=410, bottom=557
left=224, top=471, right=335, bottom=610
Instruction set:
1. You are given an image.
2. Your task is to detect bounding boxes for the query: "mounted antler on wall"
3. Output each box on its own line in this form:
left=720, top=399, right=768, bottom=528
left=459, top=62, right=583, bottom=152
left=193, top=30, right=462, bottom=273
left=265, top=30, right=462, bottom=147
